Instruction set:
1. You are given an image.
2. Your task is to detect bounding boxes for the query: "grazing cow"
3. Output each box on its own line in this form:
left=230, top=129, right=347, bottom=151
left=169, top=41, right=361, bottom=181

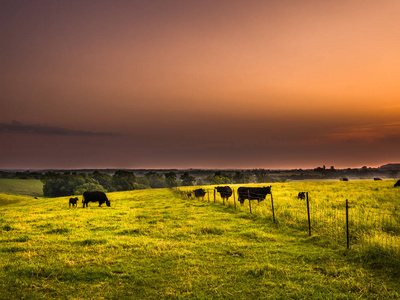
left=297, top=192, right=306, bottom=200
left=82, top=191, right=110, bottom=208
left=215, top=186, right=233, bottom=202
left=395, top=180, right=400, bottom=187
left=69, top=197, right=78, bottom=208
left=342, top=178, right=349, bottom=181
left=374, top=178, right=382, bottom=181
left=194, top=188, right=206, bottom=200
left=238, top=186, right=272, bottom=205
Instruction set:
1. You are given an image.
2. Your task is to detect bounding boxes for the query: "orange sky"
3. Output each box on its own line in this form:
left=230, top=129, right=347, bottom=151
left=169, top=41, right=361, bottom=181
left=1, top=0, right=399, bottom=169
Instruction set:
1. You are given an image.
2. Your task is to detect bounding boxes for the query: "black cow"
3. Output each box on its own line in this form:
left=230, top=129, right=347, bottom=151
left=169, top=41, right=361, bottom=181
left=238, top=186, right=272, bottom=205
left=194, top=188, right=206, bottom=200
left=82, top=191, right=110, bottom=208
left=374, top=178, right=382, bottom=181
left=215, top=186, right=232, bottom=201
left=342, top=178, right=349, bottom=181
left=69, top=197, right=78, bottom=208
left=395, top=180, right=400, bottom=187
left=297, top=192, right=306, bottom=200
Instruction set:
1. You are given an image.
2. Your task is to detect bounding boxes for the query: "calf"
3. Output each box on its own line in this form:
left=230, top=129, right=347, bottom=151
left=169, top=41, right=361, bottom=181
left=297, top=192, right=306, bottom=200
left=69, top=197, right=78, bottom=208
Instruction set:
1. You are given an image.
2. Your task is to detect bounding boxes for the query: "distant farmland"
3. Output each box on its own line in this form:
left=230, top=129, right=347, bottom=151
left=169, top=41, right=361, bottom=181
left=0, top=179, right=43, bottom=196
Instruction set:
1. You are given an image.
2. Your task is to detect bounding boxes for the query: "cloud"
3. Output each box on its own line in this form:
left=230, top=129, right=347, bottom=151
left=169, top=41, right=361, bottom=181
left=326, top=122, right=400, bottom=143
left=0, top=121, right=118, bottom=137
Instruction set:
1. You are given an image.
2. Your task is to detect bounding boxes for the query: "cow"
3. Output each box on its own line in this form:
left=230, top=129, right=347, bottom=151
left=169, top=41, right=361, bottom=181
left=238, top=186, right=272, bottom=205
left=374, top=178, right=382, bottom=181
left=297, top=192, right=306, bottom=200
left=215, top=186, right=232, bottom=202
left=82, top=191, right=110, bottom=208
left=69, top=197, right=78, bottom=208
left=194, top=188, right=206, bottom=200
left=395, top=180, right=400, bottom=187
left=342, top=178, right=349, bottom=181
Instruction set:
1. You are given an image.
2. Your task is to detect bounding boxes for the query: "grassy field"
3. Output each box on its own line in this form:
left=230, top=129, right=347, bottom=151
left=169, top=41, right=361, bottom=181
left=0, top=178, right=43, bottom=197
left=1, top=181, right=400, bottom=299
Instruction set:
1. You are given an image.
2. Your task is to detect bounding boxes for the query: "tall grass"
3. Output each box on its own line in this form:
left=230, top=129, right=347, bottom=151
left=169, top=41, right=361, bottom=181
left=179, top=180, right=400, bottom=268
left=1, top=183, right=400, bottom=298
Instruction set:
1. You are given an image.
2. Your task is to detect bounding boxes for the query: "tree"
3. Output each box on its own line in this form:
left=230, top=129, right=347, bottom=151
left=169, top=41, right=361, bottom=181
left=253, top=169, right=271, bottom=183
left=112, top=170, right=136, bottom=191
left=165, top=172, right=178, bottom=187
left=180, top=172, right=196, bottom=186
left=74, top=182, right=107, bottom=195
left=90, top=171, right=113, bottom=191
left=144, top=172, right=168, bottom=188
left=233, top=171, right=251, bottom=184
left=41, top=172, right=86, bottom=197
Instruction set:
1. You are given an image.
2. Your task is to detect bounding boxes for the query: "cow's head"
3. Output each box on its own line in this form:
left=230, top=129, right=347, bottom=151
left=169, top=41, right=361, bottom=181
left=106, top=200, right=111, bottom=207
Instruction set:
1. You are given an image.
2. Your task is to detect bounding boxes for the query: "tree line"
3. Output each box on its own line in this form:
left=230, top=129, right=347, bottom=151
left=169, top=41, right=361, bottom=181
left=1, top=166, right=398, bottom=198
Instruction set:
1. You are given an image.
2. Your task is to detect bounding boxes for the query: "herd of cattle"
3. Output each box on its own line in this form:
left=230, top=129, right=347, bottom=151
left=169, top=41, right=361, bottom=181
left=189, top=180, right=400, bottom=205
left=190, top=186, right=273, bottom=205
left=69, top=180, right=400, bottom=208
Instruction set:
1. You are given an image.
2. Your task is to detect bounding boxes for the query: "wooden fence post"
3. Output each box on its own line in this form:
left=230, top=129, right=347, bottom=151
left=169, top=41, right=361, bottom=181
left=207, top=191, right=210, bottom=202
left=248, top=190, right=252, bottom=214
left=214, top=189, right=216, bottom=203
left=306, top=192, right=311, bottom=236
left=233, top=188, right=236, bottom=210
left=346, top=199, right=350, bottom=249
left=271, top=193, right=275, bottom=222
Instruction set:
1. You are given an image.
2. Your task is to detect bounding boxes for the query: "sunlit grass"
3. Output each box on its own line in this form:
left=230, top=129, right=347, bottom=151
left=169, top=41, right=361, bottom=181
left=0, top=182, right=400, bottom=299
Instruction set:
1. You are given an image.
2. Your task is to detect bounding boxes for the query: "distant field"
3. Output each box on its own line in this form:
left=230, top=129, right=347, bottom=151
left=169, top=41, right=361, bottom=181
left=0, top=179, right=43, bottom=196
left=1, top=184, right=400, bottom=299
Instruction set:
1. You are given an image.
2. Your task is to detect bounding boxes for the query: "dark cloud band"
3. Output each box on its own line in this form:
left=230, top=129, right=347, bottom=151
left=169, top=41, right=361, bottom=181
left=0, top=121, right=118, bottom=137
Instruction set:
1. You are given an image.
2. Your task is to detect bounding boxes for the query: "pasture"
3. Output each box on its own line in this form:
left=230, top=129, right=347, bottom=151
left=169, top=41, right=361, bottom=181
left=0, top=178, right=43, bottom=197
left=1, top=181, right=400, bottom=299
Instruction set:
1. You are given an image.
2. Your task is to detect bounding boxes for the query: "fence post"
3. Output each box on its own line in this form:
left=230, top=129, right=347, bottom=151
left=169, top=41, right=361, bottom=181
left=248, top=190, right=252, bottom=214
left=214, top=189, right=216, bottom=203
left=233, top=188, right=236, bottom=210
left=207, top=191, right=210, bottom=202
left=271, top=193, right=275, bottom=222
left=306, top=192, right=311, bottom=236
left=346, top=199, right=349, bottom=249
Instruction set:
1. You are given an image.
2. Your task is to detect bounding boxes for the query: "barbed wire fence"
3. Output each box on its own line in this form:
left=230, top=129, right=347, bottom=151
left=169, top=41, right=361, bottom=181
left=172, top=186, right=400, bottom=261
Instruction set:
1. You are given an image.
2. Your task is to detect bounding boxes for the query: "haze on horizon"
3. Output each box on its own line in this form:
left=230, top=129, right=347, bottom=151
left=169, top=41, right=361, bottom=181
left=1, top=0, right=400, bottom=170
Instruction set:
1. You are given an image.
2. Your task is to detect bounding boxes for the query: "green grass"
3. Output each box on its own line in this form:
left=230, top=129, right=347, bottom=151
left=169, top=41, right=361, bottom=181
left=0, top=178, right=43, bottom=197
left=1, top=185, right=400, bottom=299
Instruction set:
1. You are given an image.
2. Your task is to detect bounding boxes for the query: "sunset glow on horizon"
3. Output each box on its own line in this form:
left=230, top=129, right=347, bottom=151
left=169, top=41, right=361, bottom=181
left=1, top=0, right=400, bottom=170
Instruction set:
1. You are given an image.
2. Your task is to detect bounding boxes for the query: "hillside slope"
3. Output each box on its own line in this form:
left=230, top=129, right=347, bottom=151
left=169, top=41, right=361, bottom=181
left=0, top=189, right=399, bottom=299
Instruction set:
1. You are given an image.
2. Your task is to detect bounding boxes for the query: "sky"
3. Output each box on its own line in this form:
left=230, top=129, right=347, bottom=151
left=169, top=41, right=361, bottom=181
left=1, top=0, right=400, bottom=170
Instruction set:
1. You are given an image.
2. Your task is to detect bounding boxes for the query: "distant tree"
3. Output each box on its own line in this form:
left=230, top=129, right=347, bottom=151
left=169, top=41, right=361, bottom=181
left=180, top=172, right=196, bottom=186
left=253, top=169, right=271, bottom=183
left=90, top=171, right=113, bottom=191
left=165, top=172, right=178, bottom=187
left=42, top=172, right=86, bottom=197
left=145, top=172, right=168, bottom=188
left=74, top=182, right=106, bottom=195
left=136, top=176, right=150, bottom=187
left=112, top=170, right=136, bottom=191
left=206, top=171, right=232, bottom=185
left=233, top=171, right=251, bottom=184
